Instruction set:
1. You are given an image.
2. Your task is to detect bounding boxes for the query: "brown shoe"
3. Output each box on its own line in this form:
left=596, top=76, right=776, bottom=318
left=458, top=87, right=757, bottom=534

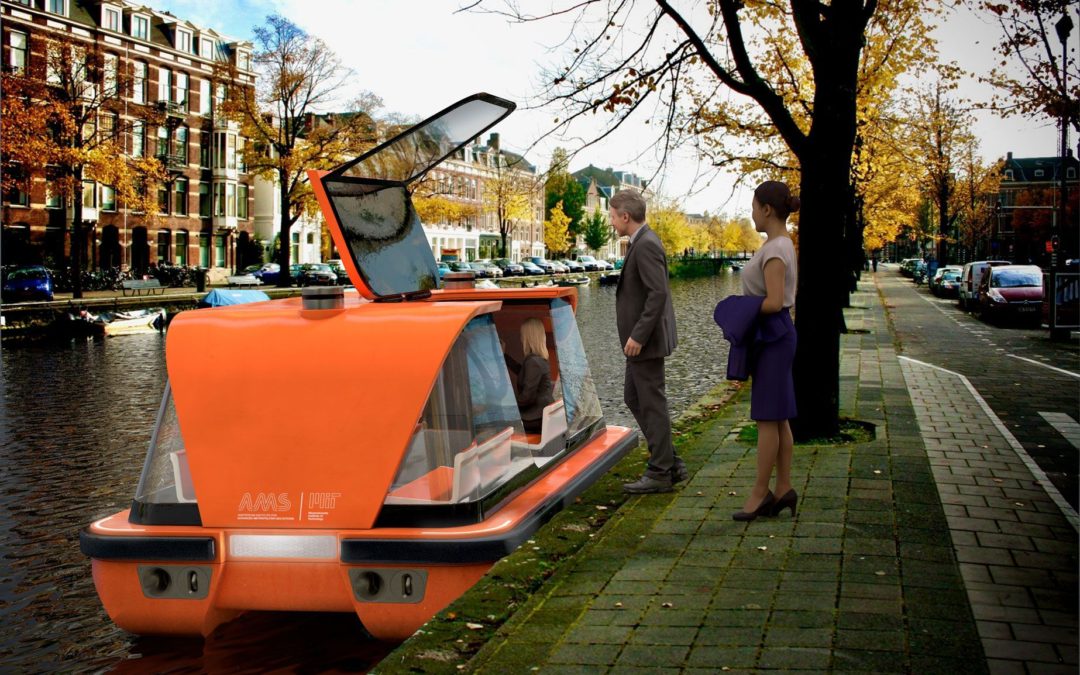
left=623, top=474, right=673, bottom=494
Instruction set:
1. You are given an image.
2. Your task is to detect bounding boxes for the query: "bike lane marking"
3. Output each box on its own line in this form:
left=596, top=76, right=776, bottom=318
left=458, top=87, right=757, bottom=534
left=899, top=355, right=1079, bottom=532
left=1007, top=354, right=1080, bottom=380
left=1038, top=412, right=1080, bottom=450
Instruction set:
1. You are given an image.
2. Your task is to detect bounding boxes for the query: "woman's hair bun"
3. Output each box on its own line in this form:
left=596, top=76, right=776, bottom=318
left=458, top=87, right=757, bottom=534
left=787, top=195, right=801, bottom=213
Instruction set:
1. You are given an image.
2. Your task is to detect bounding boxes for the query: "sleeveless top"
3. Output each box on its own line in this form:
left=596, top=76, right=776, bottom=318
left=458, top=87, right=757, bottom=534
left=741, top=236, right=797, bottom=308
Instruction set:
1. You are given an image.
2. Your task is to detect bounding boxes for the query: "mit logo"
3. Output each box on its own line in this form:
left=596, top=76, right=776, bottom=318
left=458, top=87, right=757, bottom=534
left=309, top=492, right=341, bottom=509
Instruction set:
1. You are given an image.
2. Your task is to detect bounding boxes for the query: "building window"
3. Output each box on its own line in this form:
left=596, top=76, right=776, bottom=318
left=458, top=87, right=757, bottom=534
left=291, top=232, right=300, bottom=264
left=198, top=182, right=210, bottom=217
left=214, top=132, right=224, bottom=169
left=3, top=166, right=29, bottom=206
left=103, top=53, right=119, bottom=97
left=175, top=230, right=187, bottom=265
left=103, top=7, right=121, bottom=32
left=1069, top=167, right=1077, bottom=179
left=237, top=183, right=248, bottom=219
left=132, top=15, right=149, bottom=41
left=156, top=126, right=168, bottom=158
left=307, top=232, right=315, bottom=245
left=173, top=126, right=188, bottom=162
left=1004, top=169, right=1014, bottom=180
left=199, top=232, right=209, bottom=267
left=175, top=71, right=188, bottom=110
left=158, top=66, right=171, bottom=102
left=199, top=78, right=211, bottom=115
left=101, top=184, right=116, bottom=211
left=99, top=113, right=118, bottom=141
left=237, top=51, right=250, bottom=71
left=132, top=61, right=147, bottom=103
left=226, top=134, right=236, bottom=170
left=215, top=233, right=226, bottom=267
left=157, top=183, right=168, bottom=213
left=200, top=37, right=215, bottom=60
left=237, top=137, right=246, bottom=172
left=157, top=229, right=171, bottom=262
left=226, top=182, right=236, bottom=217
left=132, top=120, right=144, bottom=158
left=47, top=0, right=67, bottom=16
left=213, top=182, right=225, bottom=217
left=1034, top=169, right=1045, bottom=178
left=176, top=29, right=192, bottom=54
left=174, top=178, right=188, bottom=215
left=199, top=132, right=210, bottom=167
left=9, top=31, right=27, bottom=75
left=214, top=83, right=226, bottom=109
left=83, top=180, right=97, bottom=208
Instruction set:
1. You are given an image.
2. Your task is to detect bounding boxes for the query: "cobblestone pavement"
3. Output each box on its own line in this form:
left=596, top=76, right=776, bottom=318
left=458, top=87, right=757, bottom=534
left=466, top=279, right=994, bottom=673
left=875, top=267, right=1079, bottom=511
left=876, top=269, right=1079, bottom=674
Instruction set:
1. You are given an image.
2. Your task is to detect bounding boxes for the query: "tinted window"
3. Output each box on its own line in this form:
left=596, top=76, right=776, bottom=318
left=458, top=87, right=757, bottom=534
left=331, top=95, right=514, bottom=183
left=323, top=182, right=438, bottom=296
left=550, top=299, right=603, bottom=438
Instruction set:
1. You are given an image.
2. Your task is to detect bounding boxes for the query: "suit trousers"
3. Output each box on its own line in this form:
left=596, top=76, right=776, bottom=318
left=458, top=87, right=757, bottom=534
left=624, top=356, right=675, bottom=479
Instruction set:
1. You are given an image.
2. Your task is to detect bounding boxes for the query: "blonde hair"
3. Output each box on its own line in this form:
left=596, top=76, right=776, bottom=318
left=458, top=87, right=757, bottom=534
left=520, top=318, right=549, bottom=360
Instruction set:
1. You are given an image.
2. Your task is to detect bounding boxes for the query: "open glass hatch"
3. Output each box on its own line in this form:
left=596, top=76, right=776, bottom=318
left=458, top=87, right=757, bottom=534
left=318, top=93, right=515, bottom=300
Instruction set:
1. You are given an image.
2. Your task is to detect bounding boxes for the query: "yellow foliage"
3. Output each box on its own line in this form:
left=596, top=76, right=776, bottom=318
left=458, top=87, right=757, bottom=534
left=544, top=200, right=572, bottom=256
left=648, top=201, right=692, bottom=254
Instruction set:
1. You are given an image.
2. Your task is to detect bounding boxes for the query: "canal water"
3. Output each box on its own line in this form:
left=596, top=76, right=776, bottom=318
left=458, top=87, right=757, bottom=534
left=0, top=272, right=741, bottom=673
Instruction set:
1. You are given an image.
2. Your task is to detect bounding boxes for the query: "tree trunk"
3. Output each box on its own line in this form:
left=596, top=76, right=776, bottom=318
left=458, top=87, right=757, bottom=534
left=277, top=176, right=292, bottom=287
left=71, top=165, right=84, bottom=299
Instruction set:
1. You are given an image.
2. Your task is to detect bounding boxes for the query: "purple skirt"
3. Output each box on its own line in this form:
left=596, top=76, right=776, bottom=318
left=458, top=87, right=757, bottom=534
left=750, top=309, right=797, bottom=421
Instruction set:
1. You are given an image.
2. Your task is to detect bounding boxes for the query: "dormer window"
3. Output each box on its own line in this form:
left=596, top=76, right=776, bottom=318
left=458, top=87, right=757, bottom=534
left=132, top=15, right=150, bottom=41
left=176, top=29, right=193, bottom=54
left=1069, top=168, right=1077, bottom=179
left=1034, top=169, right=1045, bottom=178
left=199, top=37, right=215, bottom=60
left=1004, top=169, right=1014, bottom=180
left=47, top=0, right=67, bottom=16
left=102, top=6, right=121, bottom=32
left=237, top=50, right=251, bottom=71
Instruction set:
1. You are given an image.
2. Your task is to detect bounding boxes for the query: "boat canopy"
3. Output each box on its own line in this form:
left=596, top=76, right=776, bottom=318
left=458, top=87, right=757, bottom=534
left=312, top=93, right=515, bottom=300
left=198, top=289, right=270, bottom=307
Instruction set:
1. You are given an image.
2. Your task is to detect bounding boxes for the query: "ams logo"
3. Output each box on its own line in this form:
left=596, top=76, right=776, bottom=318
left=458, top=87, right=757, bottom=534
left=238, top=492, right=292, bottom=512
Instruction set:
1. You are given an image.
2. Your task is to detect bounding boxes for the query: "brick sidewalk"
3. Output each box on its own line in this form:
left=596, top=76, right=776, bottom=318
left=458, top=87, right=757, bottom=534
left=461, top=278, right=995, bottom=673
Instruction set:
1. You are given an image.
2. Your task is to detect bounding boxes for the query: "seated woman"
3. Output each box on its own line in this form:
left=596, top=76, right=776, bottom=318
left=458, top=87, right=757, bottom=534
left=513, top=318, right=555, bottom=434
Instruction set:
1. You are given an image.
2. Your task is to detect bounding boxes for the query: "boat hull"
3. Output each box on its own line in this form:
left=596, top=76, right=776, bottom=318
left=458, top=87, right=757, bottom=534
left=82, top=425, right=637, bottom=640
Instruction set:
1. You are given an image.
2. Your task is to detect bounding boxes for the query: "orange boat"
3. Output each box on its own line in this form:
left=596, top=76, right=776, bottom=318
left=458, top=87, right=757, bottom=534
left=80, top=93, right=637, bottom=641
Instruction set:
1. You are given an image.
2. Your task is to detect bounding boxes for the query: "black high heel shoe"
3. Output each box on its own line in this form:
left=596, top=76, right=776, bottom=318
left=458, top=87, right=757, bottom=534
left=770, top=489, right=798, bottom=517
left=732, top=491, right=775, bottom=522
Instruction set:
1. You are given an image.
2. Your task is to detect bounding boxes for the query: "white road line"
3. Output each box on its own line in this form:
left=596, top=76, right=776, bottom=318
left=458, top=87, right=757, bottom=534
left=1007, top=354, right=1080, bottom=380
left=898, top=355, right=1079, bottom=531
left=1039, top=412, right=1080, bottom=450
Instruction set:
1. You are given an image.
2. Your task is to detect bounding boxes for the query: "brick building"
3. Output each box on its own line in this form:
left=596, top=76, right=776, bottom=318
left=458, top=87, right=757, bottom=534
left=1, top=0, right=256, bottom=278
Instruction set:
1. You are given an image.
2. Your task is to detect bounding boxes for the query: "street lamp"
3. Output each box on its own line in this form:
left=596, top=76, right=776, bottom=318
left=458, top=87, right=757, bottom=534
left=1050, top=10, right=1073, bottom=338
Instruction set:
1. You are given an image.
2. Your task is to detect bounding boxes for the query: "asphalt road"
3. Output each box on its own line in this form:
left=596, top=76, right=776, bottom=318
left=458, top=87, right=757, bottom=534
left=877, top=266, right=1079, bottom=511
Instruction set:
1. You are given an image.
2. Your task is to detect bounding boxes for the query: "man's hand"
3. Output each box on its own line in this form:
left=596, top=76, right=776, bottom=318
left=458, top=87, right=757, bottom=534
left=623, top=337, right=642, bottom=357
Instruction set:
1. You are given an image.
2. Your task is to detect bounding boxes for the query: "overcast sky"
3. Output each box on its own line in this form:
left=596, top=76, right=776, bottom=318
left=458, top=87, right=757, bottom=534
left=147, top=0, right=1072, bottom=215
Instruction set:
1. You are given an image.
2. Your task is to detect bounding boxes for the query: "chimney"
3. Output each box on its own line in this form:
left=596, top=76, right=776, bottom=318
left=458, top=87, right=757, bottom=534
left=1006, top=151, right=1013, bottom=161
left=488, top=133, right=500, bottom=152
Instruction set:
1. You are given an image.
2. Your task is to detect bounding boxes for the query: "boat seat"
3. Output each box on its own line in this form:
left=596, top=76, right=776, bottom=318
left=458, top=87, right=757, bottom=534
left=452, top=426, right=513, bottom=503
left=169, top=450, right=197, bottom=503
left=512, top=399, right=567, bottom=465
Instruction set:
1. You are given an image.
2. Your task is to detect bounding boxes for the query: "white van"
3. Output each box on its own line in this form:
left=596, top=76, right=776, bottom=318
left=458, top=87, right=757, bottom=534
left=959, top=260, right=1010, bottom=309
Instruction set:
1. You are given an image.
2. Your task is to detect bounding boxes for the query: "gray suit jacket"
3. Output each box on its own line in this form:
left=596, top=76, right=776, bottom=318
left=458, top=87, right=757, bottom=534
left=616, top=224, right=677, bottom=361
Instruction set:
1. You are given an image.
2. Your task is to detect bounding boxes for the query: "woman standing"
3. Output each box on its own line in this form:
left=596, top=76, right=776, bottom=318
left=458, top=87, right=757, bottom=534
left=732, top=181, right=800, bottom=521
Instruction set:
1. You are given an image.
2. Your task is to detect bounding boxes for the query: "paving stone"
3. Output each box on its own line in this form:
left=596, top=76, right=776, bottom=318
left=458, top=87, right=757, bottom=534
left=614, top=644, right=689, bottom=668
left=684, top=645, right=758, bottom=669
left=547, top=642, right=621, bottom=666
left=757, top=647, right=832, bottom=670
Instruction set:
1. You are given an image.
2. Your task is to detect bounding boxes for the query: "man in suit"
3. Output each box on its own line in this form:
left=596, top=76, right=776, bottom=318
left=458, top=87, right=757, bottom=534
left=610, top=189, right=687, bottom=493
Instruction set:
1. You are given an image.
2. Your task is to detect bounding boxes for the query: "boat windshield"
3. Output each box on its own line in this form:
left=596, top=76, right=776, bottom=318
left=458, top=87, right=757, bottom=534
left=132, top=382, right=198, bottom=521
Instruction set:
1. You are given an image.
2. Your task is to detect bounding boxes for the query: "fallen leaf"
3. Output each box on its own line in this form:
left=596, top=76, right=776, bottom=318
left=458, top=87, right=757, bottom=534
left=728, top=491, right=737, bottom=496
left=447, top=612, right=457, bottom=619
left=614, top=602, right=623, bottom=608
left=662, top=602, right=674, bottom=608
left=466, top=622, right=484, bottom=630
left=873, top=470, right=882, bottom=475
left=596, top=505, right=608, bottom=510
left=757, top=546, right=768, bottom=551
left=875, top=571, right=886, bottom=576
left=1014, top=502, right=1024, bottom=507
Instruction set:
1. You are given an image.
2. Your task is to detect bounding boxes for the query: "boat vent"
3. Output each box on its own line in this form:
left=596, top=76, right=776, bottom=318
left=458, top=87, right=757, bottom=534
left=442, top=271, right=476, bottom=290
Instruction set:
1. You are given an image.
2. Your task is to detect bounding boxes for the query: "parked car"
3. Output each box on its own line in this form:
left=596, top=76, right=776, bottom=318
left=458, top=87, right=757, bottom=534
left=559, top=259, right=585, bottom=273
left=327, top=259, right=351, bottom=285
left=976, top=264, right=1044, bottom=325
left=493, top=259, right=524, bottom=276
left=437, top=262, right=451, bottom=279
left=549, top=260, right=569, bottom=274
left=249, top=263, right=283, bottom=285
left=1, top=265, right=54, bottom=302
left=899, top=258, right=922, bottom=278
left=528, top=257, right=556, bottom=274
left=930, top=266, right=963, bottom=298
left=520, top=261, right=544, bottom=276
left=474, top=261, right=503, bottom=278
left=297, top=263, right=338, bottom=286
left=575, top=255, right=601, bottom=272
left=460, top=262, right=493, bottom=279
left=959, top=260, right=1010, bottom=309
left=612, top=258, right=625, bottom=270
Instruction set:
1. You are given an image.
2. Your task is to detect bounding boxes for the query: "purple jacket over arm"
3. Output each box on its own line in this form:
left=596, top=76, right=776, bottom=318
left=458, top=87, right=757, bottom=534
left=713, top=295, right=793, bottom=381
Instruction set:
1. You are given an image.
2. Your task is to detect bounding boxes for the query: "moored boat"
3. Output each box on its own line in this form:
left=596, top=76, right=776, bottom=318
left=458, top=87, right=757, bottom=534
left=80, top=93, right=637, bottom=642
left=556, top=277, right=590, bottom=287
left=91, top=307, right=166, bottom=336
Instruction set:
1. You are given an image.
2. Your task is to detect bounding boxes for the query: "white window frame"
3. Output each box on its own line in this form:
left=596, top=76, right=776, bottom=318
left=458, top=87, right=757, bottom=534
left=198, top=78, right=211, bottom=115
left=102, top=6, right=121, bottom=32
left=175, top=71, right=189, bottom=110
left=199, top=36, right=215, bottom=60
left=132, top=61, right=147, bottom=103
left=103, top=53, right=119, bottom=97
left=176, top=28, right=193, bottom=54
left=46, top=0, right=68, bottom=17
left=8, top=30, right=27, bottom=76
left=100, top=184, right=116, bottom=211
left=131, top=120, right=145, bottom=158
left=132, top=14, right=150, bottom=41
left=158, top=66, right=171, bottom=103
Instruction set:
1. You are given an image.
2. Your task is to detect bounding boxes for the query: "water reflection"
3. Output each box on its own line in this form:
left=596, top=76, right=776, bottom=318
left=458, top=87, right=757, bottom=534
left=0, top=272, right=740, bottom=672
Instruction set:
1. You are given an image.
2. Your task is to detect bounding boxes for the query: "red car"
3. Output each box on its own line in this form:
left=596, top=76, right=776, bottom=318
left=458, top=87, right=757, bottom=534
left=977, top=264, right=1044, bottom=326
